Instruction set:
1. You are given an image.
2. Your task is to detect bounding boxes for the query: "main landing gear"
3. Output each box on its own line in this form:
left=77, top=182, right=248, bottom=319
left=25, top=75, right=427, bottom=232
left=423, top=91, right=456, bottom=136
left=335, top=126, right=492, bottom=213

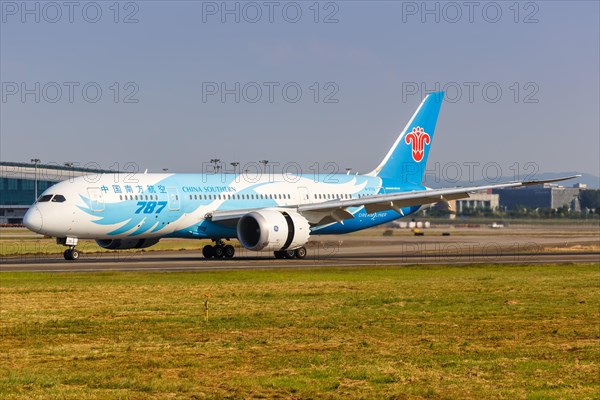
left=274, top=247, right=307, bottom=260
left=202, top=240, right=235, bottom=259
left=201, top=241, right=308, bottom=260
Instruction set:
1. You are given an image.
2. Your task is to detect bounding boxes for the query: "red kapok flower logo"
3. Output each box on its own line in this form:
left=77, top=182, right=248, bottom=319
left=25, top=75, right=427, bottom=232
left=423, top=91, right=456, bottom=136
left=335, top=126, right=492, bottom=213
left=405, top=127, right=430, bottom=162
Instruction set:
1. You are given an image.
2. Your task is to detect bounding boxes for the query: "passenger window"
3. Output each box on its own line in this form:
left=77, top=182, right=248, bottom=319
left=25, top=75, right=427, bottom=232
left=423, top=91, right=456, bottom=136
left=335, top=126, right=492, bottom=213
left=38, top=194, right=53, bottom=202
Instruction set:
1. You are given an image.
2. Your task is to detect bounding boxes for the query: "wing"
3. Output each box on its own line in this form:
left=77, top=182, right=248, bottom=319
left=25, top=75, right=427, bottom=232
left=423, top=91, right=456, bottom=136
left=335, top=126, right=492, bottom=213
left=207, top=175, right=580, bottom=227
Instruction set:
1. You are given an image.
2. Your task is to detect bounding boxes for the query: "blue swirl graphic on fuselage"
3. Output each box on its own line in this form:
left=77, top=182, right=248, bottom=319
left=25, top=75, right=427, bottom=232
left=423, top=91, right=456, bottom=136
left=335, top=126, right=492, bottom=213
left=79, top=173, right=425, bottom=238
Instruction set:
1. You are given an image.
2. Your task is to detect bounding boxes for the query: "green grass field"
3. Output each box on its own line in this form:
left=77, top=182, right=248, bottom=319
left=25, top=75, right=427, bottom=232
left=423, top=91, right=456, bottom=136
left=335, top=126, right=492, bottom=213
left=1, top=264, right=598, bottom=399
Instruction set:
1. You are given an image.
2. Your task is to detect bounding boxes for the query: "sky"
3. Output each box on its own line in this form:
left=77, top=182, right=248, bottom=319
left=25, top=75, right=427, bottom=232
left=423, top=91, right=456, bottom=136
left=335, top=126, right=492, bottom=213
left=1, top=1, right=599, bottom=183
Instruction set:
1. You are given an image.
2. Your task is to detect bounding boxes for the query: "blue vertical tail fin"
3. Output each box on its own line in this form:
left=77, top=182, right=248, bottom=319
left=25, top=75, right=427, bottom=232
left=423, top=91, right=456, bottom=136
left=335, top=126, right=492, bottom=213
left=369, top=92, right=444, bottom=183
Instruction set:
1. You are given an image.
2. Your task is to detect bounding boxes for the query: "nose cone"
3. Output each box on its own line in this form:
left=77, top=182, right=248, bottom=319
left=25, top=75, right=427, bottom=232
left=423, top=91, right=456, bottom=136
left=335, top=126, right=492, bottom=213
left=23, top=206, right=43, bottom=233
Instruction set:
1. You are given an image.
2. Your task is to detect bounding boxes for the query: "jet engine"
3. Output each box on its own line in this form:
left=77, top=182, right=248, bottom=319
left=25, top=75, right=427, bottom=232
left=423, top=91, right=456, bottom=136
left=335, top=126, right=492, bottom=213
left=237, top=209, right=310, bottom=251
left=96, top=238, right=160, bottom=250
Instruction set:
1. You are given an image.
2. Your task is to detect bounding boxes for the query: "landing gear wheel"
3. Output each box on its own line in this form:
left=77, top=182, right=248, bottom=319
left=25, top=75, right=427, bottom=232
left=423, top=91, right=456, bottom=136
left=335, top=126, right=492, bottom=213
left=283, top=250, right=296, bottom=259
left=63, top=249, right=79, bottom=261
left=294, top=247, right=307, bottom=259
left=213, top=245, right=225, bottom=258
left=224, top=245, right=235, bottom=258
left=202, top=245, right=214, bottom=259
left=274, top=251, right=285, bottom=259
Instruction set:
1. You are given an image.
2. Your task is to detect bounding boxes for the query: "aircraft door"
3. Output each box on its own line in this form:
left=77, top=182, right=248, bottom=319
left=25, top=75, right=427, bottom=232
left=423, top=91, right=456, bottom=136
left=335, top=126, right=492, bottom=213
left=297, top=186, right=311, bottom=205
left=167, top=187, right=180, bottom=211
left=87, top=188, right=105, bottom=212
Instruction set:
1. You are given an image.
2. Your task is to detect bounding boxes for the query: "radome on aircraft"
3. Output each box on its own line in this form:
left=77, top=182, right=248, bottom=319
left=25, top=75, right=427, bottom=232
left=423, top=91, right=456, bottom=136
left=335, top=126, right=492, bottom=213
left=23, top=92, right=577, bottom=260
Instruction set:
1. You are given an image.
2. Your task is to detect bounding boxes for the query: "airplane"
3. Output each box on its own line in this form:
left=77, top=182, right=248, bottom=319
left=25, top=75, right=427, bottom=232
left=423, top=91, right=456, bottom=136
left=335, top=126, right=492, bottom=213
left=23, top=92, right=577, bottom=260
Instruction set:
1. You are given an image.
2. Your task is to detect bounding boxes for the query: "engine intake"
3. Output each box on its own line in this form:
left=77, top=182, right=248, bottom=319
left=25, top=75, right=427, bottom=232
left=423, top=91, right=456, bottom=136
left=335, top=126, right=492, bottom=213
left=237, top=210, right=310, bottom=251
left=96, top=238, right=160, bottom=250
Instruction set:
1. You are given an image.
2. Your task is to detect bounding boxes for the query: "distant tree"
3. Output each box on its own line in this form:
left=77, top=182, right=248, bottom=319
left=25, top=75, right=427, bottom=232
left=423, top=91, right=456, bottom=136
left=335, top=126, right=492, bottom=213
left=580, top=190, right=600, bottom=211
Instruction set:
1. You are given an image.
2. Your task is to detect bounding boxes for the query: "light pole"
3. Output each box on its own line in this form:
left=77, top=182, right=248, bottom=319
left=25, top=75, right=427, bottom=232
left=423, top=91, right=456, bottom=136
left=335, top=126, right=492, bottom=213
left=31, top=158, right=40, bottom=201
left=210, top=159, right=221, bottom=174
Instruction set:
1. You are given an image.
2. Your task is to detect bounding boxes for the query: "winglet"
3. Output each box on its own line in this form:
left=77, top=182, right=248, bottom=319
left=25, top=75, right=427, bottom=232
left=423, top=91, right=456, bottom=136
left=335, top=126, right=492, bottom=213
left=520, top=174, right=581, bottom=187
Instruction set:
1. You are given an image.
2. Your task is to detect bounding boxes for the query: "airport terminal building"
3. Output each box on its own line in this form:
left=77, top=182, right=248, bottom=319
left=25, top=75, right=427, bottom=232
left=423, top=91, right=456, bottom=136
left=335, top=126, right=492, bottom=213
left=493, top=183, right=583, bottom=212
left=0, top=162, right=113, bottom=224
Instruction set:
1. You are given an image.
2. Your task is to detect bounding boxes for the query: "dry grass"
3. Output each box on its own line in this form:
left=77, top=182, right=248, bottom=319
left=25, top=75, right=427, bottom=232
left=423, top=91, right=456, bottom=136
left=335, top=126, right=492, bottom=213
left=1, top=263, right=599, bottom=399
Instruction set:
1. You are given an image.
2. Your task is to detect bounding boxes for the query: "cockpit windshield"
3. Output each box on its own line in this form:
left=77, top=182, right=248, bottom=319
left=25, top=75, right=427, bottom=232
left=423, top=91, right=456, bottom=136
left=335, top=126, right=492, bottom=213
left=37, top=194, right=66, bottom=203
left=37, top=195, right=53, bottom=202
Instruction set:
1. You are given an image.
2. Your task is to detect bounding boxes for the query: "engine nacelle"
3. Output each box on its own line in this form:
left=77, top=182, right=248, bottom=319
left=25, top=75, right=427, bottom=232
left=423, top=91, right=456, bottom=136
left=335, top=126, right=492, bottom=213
left=96, top=238, right=160, bottom=250
left=237, top=209, right=310, bottom=251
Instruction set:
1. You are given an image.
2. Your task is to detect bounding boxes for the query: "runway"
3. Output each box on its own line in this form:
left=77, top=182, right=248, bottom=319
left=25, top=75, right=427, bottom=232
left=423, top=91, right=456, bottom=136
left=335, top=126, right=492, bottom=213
left=2, top=224, right=599, bottom=272
left=2, top=247, right=599, bottom=273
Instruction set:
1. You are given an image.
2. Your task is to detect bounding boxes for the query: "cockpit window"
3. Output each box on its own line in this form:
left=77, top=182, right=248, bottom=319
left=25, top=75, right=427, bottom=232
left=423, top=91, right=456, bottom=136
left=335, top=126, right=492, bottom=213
left=51, top=195, right=66, bottom=203
left=38, top=194, right=53, bottom=202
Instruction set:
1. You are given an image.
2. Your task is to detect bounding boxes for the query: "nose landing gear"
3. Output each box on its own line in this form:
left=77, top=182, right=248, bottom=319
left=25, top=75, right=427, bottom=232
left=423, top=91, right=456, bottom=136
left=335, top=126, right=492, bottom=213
left=57, top=237, right=80, bottom=261
left=63, top=248, right=79, bottom=260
